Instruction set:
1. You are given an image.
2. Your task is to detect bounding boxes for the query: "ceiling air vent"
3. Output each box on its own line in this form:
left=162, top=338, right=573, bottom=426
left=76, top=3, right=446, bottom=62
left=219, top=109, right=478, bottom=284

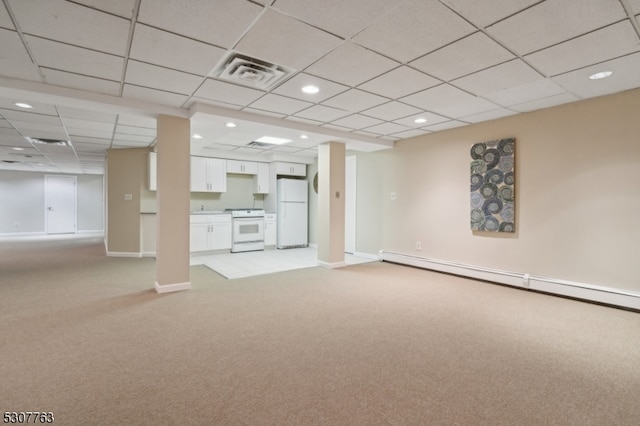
left=26, top=137, right=69, bottom=146
left=213, top=53, right=294, bottom=90
left=247, top=141, right=273, bottom=148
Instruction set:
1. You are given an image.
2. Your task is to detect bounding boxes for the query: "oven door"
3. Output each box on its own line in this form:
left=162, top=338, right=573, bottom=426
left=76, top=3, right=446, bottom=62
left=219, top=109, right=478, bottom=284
left=232, top=217, right=264, bottom=244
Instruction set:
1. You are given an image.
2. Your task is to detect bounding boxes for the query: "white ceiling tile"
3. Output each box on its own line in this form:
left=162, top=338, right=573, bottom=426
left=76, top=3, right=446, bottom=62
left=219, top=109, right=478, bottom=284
left=0, top=4, right=13, bottom=28
left=430, top=97, right=501, bottom=118
left=137, top=0, right=263, bottom=48
left=422, top=120, right=469, bottom=132
left=272, top=0, right=397, bottom=39
left=269, top=145, right=303, bottom=153
left=629, top=0, right=640, bottom=13
left=186, top=97, right=244, bottom=111
left=363, top=122, right=412, bottom=136
left=242, top=108, right=287, bottom=119
left=235, top=9, right=342, bottom=70
left=452, top=59, right=543, bottom=96
left=353, top=1, right=475, bottom=63
left=27, top=36, right=123, bottom=81
left=484, top=78, right=567, bottom=107
left=125, top=60, right=202, bottom=95
left=0, top=101, right=57, bottom=116
left=293, top=105, right=350, bottom=122
left=305, top=42, right=399, bottom=87
left=524, top=21, right=640, bottom=77
left=71, top=0, right=136, bottom=18
left=9, top=0, right=131, bottom=55
left=247, top=94, right=312, bottom=115
left=330, top=114, right=384, bottom=130
left=510, top=93, right=580, bottom=113
left=461, top=108, right=517, bottom=123
left=130, top=24, right=226, bottom=76
left=234, top=147, right=266, bottom=155
left=440, top=0, right=541, bottom=27
left=486, top=0, right=628, bottom=55
left=360, top=101, right=422, bottom=121
left=320, top=123, right=352, bottom=132
left=117, top=115, right=156, bottom=129
left=322, top=89, right=388, bottom=112
left=0, top=28, right=42, bottom=81
left=390, top=128, right=431, bottom=139
left=122, top=84, right=189, bottom=108
left=552, top=53, right=640, bottom=99
left=112, top=140, right=151, bottom=148
left=115, top=125, right=156, bottom=137
left=358, top=66, right=441, bottom=99
left=392, top=112, right=450, bottom=128
left=69, top=142, right=109, bottom=152
left=58, top=108, right=117, bottom=123
left=67, top=127, right=113, bottom=139
left=410, top=32, right=515, bottom=81
left=399, top=84, right=475, bottom=110
left=70, top=136, right=111, bottom=145
left=1, top=110, right=60, bottom=124
left=272, top=73, right=349, bottom=103
left=193, top=79, right=264, bottom=106
left=113, top=133, right=155, bottom=143
left=63, top=118, right=114, bottom=133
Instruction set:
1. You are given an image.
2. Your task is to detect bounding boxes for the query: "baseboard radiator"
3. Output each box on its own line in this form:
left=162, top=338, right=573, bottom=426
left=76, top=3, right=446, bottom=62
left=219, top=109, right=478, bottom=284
left=378, top=251, right=640, bottom=311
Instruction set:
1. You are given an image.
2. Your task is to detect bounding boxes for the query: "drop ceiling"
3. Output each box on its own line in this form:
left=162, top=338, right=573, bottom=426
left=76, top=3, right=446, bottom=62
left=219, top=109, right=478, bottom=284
left=1, top=0, right=639, bottom=174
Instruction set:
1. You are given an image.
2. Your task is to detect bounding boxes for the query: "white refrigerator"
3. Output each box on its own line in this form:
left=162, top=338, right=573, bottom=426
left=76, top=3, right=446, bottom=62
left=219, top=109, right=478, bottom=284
left=277, top=178, right=308, bottom=249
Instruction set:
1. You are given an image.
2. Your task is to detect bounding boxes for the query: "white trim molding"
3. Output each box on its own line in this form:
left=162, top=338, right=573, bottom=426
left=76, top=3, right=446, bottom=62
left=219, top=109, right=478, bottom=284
left=154, top=281, right=192, bottom=294
left=317, top=260, right=347, bottom=269
left=379, top=251, right=640, bottom=311
left=353, top=251, right=381, bottom=261
left=107, top=251, right=142, bottom=258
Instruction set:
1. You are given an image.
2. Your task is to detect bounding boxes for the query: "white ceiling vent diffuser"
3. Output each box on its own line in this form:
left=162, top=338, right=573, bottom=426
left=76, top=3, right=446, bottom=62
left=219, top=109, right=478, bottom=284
left=213, top=53, right=294, bottom=90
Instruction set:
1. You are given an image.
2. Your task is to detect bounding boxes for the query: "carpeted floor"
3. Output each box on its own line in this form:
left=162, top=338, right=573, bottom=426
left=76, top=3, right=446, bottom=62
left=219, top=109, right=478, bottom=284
left=1, top=236, right=639, bottom=425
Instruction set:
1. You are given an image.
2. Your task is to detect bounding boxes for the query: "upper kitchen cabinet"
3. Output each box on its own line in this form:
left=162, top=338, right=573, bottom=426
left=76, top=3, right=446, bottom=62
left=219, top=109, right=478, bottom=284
left=148, top=151, right=157, bottom=191
left=275, top=162, right=306, bottom=177
left=252, top=162, right=269, bottom=194
left=226, top=159, right=258, bottom=175
left=191, top=156, right=226, bottom=193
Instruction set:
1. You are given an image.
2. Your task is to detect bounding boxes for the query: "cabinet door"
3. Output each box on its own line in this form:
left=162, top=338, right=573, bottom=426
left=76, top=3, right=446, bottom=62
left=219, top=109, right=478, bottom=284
left=208, top=158, right=227, bottom=192
left=190, top=156, right=209, bottom=192
left=148, top=152, right=157, bottom=191
left=252, top=162, right=269, bottom=194
left=190, top=223, right=210, bottom=252
left=227, top=159, right=258, bottom=175
left=276, top=162, right=306, bottom=177
left=210, top=223, right=232, bottom=250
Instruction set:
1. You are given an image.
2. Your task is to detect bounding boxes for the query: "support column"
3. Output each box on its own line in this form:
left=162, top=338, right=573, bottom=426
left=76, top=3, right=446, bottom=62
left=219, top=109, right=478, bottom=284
left=317, top=142, right=346, bottom=268
left=154, top=115, right=191, bottom=293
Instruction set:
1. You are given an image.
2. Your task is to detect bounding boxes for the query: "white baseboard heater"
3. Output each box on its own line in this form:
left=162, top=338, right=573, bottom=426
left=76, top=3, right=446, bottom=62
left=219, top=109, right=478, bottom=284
left=378, top=251, right=640, bottom=311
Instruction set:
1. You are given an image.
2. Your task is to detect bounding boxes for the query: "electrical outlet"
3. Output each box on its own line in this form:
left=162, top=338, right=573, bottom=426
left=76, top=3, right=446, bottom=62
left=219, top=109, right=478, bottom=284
left=416, top=241, right=421, bottom=250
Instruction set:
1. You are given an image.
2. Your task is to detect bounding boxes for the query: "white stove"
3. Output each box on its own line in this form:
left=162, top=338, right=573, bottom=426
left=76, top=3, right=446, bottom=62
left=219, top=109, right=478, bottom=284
left=225, top=209, right=265, bottom=252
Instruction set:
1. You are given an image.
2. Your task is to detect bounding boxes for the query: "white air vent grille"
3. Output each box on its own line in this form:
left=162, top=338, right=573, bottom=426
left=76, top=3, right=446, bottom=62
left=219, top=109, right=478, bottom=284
left=26, top=137, right=69, bottom=146
left=247, top=141, right=272, bottom=148
left=213, top=53, right=294, bottom=90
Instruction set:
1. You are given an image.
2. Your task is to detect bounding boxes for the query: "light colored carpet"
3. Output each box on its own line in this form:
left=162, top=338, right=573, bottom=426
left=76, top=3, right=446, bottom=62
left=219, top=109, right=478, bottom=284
left=1, top=236, right=639, bottom=425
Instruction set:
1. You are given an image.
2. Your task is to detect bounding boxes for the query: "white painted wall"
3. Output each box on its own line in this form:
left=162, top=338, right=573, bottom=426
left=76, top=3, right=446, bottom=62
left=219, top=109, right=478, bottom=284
left=0, top=171, right=103, bottom=235
left=355, top=88, right=640, bottom=293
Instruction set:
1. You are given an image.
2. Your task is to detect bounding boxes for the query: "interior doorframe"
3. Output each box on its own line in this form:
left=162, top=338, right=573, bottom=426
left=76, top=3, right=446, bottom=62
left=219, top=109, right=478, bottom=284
left=45, top=174, right=78, bottom=234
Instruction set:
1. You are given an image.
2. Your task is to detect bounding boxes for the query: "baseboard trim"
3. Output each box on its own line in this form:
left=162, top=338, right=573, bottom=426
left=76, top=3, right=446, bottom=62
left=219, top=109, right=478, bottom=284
left=154, top=281, right=192, bottom=294
left=317, top=260, right=347, bottom=269
left=107, top=251, right=142, bottom=258
left=353, top=251, right=380, bottom=261
left=379, top=251, right=640, bottom=311
left=140, top=251, right=156, bottom=258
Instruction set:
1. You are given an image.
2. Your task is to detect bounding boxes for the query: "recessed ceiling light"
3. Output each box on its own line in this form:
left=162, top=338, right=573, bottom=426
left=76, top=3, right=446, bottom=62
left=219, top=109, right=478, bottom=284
left=302, top=85, right=319, bottom=94
left=12, top=147, right=24, bottom=151
left=193, top=134, right=203, bottom=139
left=225, top=122, right=237, bottom=128
left=414, top=117, right=427, bottom=124
left=14, top=102, right=33, bottom=109
left=300, top=134, right=309, bottom=139
left=589, top=71, right=613, bottom=80
left=255, top=136, right=291, bottom=145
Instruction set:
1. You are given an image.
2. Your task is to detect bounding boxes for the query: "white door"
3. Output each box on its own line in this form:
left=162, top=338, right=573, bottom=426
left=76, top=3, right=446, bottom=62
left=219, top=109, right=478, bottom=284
left=345, top=155, right=356, bottom=254
left=45, top=175, right=77, bottom=234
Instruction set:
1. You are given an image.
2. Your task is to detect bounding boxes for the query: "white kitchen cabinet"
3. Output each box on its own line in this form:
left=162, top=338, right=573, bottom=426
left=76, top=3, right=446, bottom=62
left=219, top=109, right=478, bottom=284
left=191, top=157, right=226, bottom=192
left=264, top=213, right=276, bottom=247
left=148, top=152, right=157, bottom=191
left=275, top=161, right=306, bottom=177
left=226, top=159, right=258, bottom=175
left=252, top=162, right=269, bottom=194
left=190, top=214, right=231, bottom=252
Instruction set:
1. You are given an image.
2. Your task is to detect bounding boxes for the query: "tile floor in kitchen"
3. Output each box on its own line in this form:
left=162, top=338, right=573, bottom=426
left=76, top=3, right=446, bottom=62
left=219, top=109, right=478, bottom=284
left=190, top=246, right=377, bottom=280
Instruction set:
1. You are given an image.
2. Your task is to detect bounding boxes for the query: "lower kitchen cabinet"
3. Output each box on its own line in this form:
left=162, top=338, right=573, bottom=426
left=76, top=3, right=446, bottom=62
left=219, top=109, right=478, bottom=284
left=190, top=214, right=231, bottom=252
left=264, top=213, right=276, bottom=247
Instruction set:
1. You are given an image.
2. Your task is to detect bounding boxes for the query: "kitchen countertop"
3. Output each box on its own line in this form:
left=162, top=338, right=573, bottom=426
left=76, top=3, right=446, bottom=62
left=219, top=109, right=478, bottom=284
left=190, top=211, right=228, bottom=215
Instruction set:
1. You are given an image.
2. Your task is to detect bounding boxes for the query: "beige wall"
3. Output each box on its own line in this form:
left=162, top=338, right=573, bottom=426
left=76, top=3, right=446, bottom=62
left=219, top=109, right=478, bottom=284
left=356, top=88, right=640, bottom=292
left=106, top=148, right=148, bottom=253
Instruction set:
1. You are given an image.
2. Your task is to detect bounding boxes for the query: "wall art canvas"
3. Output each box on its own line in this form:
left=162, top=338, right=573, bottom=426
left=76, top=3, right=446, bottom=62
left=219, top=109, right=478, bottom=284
left=470, top=138, right=515, bottom=232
